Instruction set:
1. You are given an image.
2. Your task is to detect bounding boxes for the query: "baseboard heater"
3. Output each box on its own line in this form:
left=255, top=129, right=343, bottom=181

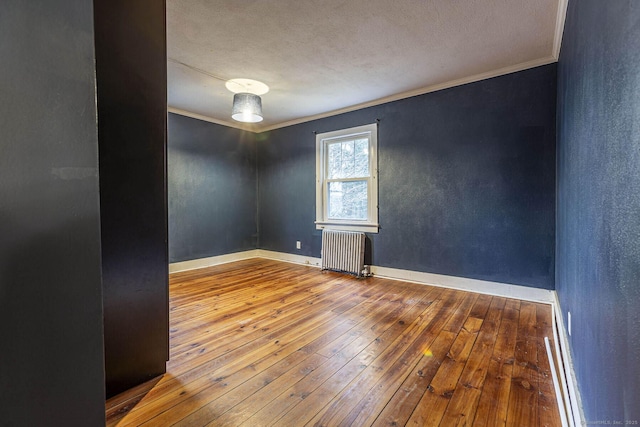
left=321, top=229, right=366, bottom=277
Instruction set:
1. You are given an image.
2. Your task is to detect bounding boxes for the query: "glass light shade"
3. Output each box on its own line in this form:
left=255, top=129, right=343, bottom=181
left=232, top=93, right=263, bottom=123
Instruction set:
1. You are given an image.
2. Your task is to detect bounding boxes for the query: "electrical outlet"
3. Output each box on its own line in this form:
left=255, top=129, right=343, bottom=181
left=568, top=311, right=572, bottom=336
left=296, top=241, right=301, bottom=250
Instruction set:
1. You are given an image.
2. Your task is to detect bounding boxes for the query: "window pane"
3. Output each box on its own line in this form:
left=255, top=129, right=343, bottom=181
left=327, top=138, right=369, bottom=179
left=328, top=142, right=342, bottom=179
left=328, top=180, right=368, bottom=220
left=354, top=139, right=369, bottom=177
left=340, top=140, right=355, bottom=178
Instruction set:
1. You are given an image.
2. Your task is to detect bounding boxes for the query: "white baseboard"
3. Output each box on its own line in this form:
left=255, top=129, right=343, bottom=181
left=170, top=249, right=553, bottom=304
left=370, top=264, right=554, bottom=304
left=254, top=249, right=322, bottom=268
left=169, top=250, right=579, bottom=422
left=168, top=250, right=260, bottom=273
left=552, top=291, right=585, bottom=426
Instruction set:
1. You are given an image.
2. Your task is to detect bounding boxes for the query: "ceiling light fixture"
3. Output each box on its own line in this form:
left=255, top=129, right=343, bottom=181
left=232, top=93, right=263, bottom=123
left=227, top=78, right=269, bottom=123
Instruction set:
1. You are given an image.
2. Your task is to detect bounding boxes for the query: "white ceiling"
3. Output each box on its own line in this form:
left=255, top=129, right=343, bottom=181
left=167, top=0, right=567, bottom=132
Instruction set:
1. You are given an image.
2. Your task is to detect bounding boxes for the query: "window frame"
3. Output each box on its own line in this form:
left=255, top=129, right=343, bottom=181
left=315, top=123, right=379, bottom=233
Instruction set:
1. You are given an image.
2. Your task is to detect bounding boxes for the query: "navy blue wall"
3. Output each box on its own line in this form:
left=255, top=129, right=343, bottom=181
left=168, top=113, right=258, bottom=262
left=557, top=0, right=640, bottom=422
left=0, top=0, right=105, bottom=424
left=258, top=65, right=557, bottom=289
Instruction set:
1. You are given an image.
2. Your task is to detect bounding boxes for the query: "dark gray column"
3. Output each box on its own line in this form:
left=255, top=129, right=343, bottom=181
left=94, top=0, right=169, bottom=398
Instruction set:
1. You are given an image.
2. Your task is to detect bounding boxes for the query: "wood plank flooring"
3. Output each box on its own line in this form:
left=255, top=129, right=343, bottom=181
left=106, top=258, right=561, bottom=426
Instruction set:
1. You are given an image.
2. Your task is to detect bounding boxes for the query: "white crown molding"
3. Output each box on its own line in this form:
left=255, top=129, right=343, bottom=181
left=169, top=56, right=558, bottom=134
left=167, top=107, right=259, bottom=132
left=258, top=57, right=557, bottom=133
left=553, top=0, right=569, bottom=59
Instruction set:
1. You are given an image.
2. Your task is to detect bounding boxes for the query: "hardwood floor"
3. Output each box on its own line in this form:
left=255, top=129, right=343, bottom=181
left=106, top=258, right=562, bottom=426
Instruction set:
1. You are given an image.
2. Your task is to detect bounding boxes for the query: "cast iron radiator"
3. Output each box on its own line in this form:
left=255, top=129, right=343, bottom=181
left=321, top=229, right=366, bottom=277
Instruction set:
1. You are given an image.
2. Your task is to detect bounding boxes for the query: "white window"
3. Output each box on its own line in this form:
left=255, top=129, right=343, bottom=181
left=315, top=123, right=378, bottom=233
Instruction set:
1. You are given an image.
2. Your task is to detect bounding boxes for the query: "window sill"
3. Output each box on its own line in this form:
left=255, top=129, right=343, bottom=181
left=315, top=221, right=379, bottom=233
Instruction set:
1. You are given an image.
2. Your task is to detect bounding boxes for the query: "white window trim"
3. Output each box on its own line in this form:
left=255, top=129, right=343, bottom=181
left=315, top=123, right=379, bottom=233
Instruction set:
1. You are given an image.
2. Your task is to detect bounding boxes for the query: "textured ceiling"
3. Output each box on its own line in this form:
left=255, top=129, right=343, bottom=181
left=167, top=0, right=566, bottom=132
